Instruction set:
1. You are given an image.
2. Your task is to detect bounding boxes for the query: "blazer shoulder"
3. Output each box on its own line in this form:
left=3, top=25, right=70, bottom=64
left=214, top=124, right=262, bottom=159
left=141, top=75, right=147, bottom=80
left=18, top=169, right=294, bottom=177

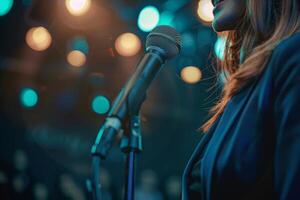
left=269, top=32, right=300, bottom=73
left=269, top=32, right=300, bottom=91
left=273, top=32, right=300, bottom=57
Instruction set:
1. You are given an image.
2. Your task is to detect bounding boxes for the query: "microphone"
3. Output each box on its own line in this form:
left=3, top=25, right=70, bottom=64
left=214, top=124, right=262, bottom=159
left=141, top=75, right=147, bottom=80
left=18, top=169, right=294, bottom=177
left=91, top=25, right=182, bottom=159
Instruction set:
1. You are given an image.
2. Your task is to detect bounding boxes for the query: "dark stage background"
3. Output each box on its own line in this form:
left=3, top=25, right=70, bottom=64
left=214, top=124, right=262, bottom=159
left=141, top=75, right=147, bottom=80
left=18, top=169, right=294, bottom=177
left=0, top=0, right=223, bottom=199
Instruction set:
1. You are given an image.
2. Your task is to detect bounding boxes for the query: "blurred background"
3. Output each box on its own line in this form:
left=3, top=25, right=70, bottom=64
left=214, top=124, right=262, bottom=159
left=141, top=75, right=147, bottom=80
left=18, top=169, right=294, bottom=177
left=0, top=0, right=226, bottom=199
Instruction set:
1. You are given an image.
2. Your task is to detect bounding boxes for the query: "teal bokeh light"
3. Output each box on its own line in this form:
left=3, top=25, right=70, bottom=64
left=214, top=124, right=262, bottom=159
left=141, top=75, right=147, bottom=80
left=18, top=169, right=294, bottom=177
left=71, top=37, right=89, bottom=54
left=158, top=11, right=174, bottom=26
left=138, top=6, right=160, bottom=32
left=92, top=95, right=110, bottom=115
left=214, top=37, right=226, bottom=60
left=0, top=0, right=14, bottom=16
left=20, top=88, right=38, bottom=108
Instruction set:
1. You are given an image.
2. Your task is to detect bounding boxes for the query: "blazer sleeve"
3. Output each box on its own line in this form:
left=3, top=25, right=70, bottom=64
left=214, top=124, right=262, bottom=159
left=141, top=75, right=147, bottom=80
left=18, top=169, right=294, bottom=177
left=273, top=36, right=300, bottom=200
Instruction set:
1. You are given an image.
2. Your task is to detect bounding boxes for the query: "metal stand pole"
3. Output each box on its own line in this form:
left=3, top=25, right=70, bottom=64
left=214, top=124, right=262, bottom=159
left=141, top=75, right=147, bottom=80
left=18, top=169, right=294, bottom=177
left=120, top=115, right=143, bottom=200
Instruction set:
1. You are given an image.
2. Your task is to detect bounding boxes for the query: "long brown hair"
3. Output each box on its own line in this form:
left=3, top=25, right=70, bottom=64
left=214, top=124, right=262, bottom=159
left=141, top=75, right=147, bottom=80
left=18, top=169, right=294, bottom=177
left=201, top=0, right=300, bottom=132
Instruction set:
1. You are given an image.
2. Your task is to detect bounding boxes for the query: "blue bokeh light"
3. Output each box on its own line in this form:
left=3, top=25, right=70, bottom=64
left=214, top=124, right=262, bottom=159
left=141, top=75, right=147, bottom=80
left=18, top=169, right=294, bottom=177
left=20, top=88, right=38, bottom=108
left=0, top=0, right=14, bottom=16
left=214, top=37, right=226, bottom=60
left=71, top=37, right=89, bottom=54
left=92, top=95, right=110, bottom=115
left=158, top=11, right=174, bottom=26
left=138, top=6, right=160, bottom=32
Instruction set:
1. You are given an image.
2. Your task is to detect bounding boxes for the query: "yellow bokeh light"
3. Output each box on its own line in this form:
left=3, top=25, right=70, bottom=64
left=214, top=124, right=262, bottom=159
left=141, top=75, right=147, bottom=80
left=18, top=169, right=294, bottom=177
left=115, top=33, right=141, bottom=57
left=67, top=50, right=86, bottom=67
left=181, top=66, right=202, bottom=84
left=65, top=0, right=91, bottom=16
left=26, top=26, right=52, bottom=51
left=197, top=0, right=214, bottom=23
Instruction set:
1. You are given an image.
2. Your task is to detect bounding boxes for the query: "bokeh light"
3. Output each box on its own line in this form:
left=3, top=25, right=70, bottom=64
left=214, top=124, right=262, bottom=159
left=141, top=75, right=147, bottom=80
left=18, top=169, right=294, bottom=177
left=92, top=95, right=110, bottom=114
left=197, top=0, right=214, bottom=23
left=20, top=88, right=38, bottom=108
left=0, top=0, right=13, bottom=16
left=214, top=36, right=226, bottom=60
left=158, top=11, right=174, bottom=26
left=71, top=36, right=89, bottom=54
left=65, top=0, right=91, bottom=16
left=219, top=70, right=229, bottom=84
left=138, top=6, right=160, bottom=32
left=67, top=50, right=86, bottom=67
left=115, top=33, right=141, bottom=57
left=181, top=66, right=202, bottom=84
left=26, top=26, right=52, bottom=51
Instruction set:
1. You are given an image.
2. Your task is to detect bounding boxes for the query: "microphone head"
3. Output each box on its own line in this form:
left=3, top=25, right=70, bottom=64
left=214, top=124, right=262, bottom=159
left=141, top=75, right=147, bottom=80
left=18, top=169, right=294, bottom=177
left=146, top=25, right=182, bottom=59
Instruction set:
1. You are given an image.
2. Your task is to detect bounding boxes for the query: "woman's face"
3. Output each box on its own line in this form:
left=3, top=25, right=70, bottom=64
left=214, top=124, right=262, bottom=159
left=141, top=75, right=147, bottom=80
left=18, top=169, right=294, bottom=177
left=212, top=0, right=247, bottom=32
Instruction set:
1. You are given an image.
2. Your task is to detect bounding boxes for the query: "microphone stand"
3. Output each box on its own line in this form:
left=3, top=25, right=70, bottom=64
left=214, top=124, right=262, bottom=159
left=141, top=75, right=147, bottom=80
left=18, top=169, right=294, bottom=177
left=91, top=89, right=145, bottom=200
left=120, top=115, right=143, bottom=200
left=90, top=49, right=165, bottom=200
left=89, top=25, right=181, bottom=200
left=119, top=87, right=144, bottom=200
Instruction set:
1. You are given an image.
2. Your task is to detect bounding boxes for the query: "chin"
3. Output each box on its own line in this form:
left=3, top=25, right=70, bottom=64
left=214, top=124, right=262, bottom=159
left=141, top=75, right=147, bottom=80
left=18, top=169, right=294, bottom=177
left=212, top=17, right=240, bottom=32
left=212, top=20, right=227, bottom=32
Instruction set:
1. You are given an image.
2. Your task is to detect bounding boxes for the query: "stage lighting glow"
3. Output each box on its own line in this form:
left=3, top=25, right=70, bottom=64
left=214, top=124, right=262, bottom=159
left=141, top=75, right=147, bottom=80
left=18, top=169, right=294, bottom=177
left=197, top=0, right=214, bottom=23
left=65, top=0, right=91, bottom=16
left=26, top=26, right=52, bottom=51
left=138, top=6, right=160, bottom=32
left=115, top=33, right=141, bottom=57
left=67, top=50, right=86, bottom=67
left=0, top=0, right=13, bottom=16
left=158, top=11, right=174, bottom=26
left=181, top=66, right=202, bottom=84
left=92, top=95, right=110, bottom=114
left=219, top=70, right=229, bottom=84
left=71, top=36, right=89, bottom=54
left=214, top=37, right=226, bottom=60
left=20, top=88, right=38, bottom=108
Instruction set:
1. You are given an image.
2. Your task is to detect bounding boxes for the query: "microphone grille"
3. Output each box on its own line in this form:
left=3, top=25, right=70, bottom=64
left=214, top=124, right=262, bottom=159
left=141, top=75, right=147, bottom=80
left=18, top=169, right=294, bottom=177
left=146, top=26, right=182, bottom=59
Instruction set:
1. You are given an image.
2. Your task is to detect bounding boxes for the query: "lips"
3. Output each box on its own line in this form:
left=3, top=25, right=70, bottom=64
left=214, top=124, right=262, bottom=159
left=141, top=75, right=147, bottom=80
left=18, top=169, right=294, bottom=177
left=212, top=0, right=225, bottom=15
left=213, top=0, right=225, bottom=7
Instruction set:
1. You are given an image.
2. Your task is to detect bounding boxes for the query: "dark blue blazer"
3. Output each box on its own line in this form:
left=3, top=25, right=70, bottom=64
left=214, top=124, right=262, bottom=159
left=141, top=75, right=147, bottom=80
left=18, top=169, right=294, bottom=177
left=182, top=32, right=300, bottom=200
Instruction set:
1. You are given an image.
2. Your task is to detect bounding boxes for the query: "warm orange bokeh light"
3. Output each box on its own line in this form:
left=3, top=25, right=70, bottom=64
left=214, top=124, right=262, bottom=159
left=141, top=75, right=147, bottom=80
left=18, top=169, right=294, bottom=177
left=26, top=26, right=52, bottom=51
left=197, top=0, right=214, bottom=23
left=181, top=66, right=202, bottom=84
left=67, top=50, right=86, bottom=67
left=65, top=0, right=91, bottom=16
left=115, top=33, right=142, bottom=57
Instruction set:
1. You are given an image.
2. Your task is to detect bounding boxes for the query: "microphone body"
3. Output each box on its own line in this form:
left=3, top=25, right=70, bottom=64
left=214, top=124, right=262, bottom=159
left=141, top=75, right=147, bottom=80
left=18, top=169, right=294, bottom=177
left=110, top=49, right=164, bottom=119
left=91, top=26, right=181, bottom=159
left=91, top=49, right=164, bottom=158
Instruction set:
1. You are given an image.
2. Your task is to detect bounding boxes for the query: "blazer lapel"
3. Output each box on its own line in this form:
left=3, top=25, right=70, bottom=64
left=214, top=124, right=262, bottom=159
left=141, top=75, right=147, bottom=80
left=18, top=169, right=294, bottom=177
left=181, top=119, right=219, bottom=200
left=201, top=81, right=259, bottom=200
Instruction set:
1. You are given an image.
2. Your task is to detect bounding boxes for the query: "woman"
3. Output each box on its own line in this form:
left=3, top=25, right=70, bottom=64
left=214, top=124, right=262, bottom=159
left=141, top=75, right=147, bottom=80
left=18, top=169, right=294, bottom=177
left=182, top=0, right=300, bottom=199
